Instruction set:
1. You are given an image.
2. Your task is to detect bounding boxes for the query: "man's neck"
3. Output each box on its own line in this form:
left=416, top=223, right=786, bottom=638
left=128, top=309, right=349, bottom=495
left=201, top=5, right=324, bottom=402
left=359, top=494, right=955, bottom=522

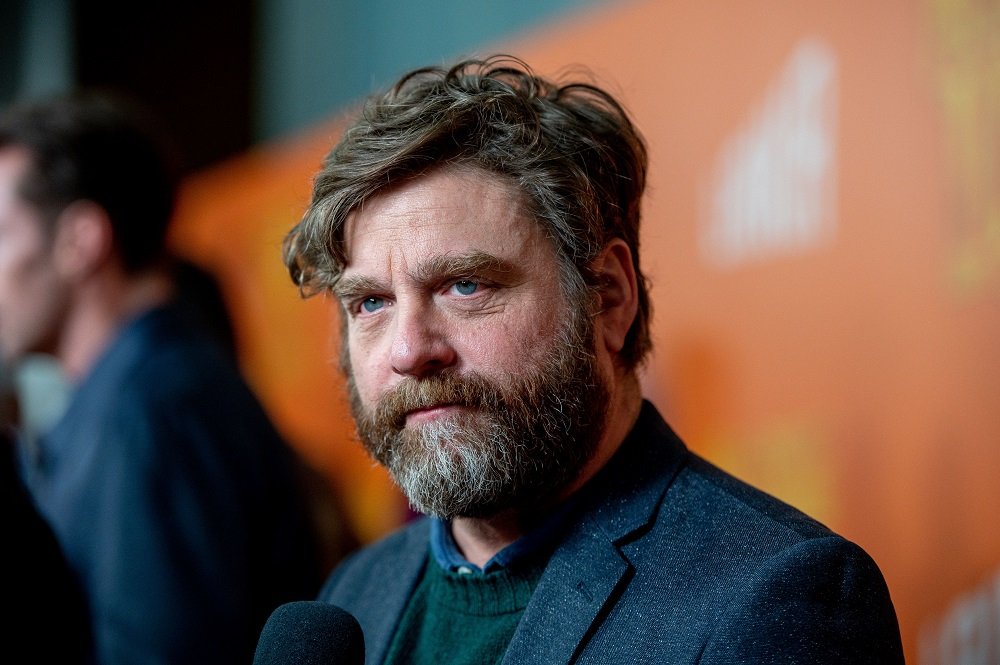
left=450, top=375, right=643, bottom=569
left=58, top=269, right=174, bottom=380
left=451, top=512, right=525, bottom=569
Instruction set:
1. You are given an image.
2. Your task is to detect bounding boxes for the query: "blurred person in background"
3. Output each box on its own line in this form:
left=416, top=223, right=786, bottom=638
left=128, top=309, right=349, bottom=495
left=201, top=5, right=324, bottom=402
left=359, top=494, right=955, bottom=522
left=0, top=92, right=328, bottom=664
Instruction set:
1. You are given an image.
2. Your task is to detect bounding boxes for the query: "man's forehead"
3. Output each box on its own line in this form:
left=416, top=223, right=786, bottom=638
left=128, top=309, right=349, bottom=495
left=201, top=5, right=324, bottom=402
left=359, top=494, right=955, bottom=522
left=340, top=166, right=542, bottom=266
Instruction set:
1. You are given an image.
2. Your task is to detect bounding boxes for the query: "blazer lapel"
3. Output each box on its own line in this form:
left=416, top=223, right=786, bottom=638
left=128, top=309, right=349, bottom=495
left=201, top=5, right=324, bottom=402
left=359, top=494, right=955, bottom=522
left=503, top=401, right=687, bottom=665
left=502, top=520, right=630, bottom=665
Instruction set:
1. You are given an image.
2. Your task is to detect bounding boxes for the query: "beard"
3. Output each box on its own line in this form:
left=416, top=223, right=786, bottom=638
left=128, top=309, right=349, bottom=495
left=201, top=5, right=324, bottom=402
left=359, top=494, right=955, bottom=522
left=346, top=302, right=610, bottom=519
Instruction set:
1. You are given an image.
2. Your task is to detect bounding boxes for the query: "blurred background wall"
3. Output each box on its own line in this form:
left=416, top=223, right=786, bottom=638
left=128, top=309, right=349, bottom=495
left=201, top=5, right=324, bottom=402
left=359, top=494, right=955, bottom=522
left=1, top=0, right=599, bottom=168
left=3, top=1, right=998, bottom=662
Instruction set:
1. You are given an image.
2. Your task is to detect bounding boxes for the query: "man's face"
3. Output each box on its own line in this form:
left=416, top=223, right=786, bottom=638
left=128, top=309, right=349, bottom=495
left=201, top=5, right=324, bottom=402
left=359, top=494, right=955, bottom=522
left=0, top=148, right=67, bottom=364
left=337, top=166, right=609, bottom=518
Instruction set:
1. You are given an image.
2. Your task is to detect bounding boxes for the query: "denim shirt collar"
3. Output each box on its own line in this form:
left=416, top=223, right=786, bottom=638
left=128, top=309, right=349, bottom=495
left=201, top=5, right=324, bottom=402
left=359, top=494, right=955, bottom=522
left=429, top=496, right=580, bottom=574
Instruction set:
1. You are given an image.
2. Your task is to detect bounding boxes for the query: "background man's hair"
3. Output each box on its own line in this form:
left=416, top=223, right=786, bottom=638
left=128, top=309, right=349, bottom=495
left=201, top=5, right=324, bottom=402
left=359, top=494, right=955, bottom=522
left=0, top=92, right=179, bottom=274
left=285, top=54, right=652, bottom=369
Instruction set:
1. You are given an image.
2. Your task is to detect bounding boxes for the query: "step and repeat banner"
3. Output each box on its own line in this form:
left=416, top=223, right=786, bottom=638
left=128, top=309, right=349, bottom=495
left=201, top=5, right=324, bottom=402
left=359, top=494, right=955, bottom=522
left=171, top=1, right=999, bottom=661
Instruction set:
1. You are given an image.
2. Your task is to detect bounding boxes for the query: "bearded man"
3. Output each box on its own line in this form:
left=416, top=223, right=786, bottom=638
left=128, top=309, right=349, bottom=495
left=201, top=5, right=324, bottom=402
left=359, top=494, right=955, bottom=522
left=284, top=55, right=904, bottom=664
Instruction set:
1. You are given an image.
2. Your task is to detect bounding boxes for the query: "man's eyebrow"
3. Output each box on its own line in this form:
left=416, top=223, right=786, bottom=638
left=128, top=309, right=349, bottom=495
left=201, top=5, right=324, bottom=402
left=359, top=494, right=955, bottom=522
left=411, top=251, right=517, bottom=283
left=331, top=275, right=384, bottom=301
left=332, top=251, right=520, bottom=301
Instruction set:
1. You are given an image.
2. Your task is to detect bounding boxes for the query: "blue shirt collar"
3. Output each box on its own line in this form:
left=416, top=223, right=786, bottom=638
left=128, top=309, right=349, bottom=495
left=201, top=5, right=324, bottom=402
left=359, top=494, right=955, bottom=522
left=429, top=496, right=580, bottom=574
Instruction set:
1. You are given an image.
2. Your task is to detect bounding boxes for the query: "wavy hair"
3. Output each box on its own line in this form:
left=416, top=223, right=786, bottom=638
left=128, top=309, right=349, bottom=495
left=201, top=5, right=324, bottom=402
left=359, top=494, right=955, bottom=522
left=284, top=55, right=651, bottom=368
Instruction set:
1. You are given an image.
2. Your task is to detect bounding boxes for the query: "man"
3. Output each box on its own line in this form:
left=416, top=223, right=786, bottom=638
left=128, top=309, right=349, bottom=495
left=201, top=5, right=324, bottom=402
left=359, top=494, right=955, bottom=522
left=283, top=55, right=904, bottom=663
left=0, top=94, right=326, bottom=664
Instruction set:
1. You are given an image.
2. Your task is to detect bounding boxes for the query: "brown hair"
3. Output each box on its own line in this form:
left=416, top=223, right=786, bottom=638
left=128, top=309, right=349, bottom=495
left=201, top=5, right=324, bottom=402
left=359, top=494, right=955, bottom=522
left=284, top=54, right=651, bottom=368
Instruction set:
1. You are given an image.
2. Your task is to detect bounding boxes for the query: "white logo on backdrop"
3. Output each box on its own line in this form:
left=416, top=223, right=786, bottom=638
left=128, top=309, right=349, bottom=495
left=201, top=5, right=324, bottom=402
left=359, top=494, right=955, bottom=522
left=919, top=567, right=1000, bottom=665
left=701, top=39, right=839, bottom=268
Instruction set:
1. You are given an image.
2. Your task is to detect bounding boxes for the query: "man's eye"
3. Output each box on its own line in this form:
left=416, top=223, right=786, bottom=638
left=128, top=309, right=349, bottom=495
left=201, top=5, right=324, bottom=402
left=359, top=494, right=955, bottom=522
left=452, top=280, right=479, bottom=296
left=360, top=297, right=385, bottom=313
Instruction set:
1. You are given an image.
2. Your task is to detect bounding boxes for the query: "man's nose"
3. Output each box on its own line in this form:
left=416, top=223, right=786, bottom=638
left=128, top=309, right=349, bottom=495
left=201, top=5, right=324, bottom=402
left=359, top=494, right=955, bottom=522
left=389, top=303, right=456, bottom=378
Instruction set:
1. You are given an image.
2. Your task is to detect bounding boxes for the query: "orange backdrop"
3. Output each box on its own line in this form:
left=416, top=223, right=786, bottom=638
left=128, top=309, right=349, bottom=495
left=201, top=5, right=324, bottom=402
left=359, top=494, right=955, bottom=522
left=170, top=1, right=999, bottom=661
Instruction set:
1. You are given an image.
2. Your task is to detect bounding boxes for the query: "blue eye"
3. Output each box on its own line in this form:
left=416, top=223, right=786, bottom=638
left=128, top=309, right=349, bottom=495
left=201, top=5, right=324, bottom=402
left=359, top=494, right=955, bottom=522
left=360, top=297, right=384, bottom=313
left=453, top=280, right=479, bottom=296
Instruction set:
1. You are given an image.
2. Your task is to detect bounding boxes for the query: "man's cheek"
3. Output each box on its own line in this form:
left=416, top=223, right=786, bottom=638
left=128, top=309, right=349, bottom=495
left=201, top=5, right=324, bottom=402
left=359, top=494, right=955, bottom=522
left=350, top=366, right=381, bottom=410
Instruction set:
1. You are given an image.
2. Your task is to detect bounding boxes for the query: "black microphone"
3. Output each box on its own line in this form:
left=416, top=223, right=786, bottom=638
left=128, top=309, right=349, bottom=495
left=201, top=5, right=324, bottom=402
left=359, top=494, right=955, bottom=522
left=253, top=601, right=365, bottom=664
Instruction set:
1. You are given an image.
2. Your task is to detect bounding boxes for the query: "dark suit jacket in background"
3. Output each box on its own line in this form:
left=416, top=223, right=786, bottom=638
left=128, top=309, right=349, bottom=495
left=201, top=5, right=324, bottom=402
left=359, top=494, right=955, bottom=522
left=18, top=305, right=324, bottom=665
left=320, top=400, right=904, bottom=664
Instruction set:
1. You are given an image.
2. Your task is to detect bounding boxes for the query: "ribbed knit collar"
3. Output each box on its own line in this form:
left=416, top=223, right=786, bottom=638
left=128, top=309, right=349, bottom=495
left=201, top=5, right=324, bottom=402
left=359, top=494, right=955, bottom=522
left=424, top=556, right=544, bottom=616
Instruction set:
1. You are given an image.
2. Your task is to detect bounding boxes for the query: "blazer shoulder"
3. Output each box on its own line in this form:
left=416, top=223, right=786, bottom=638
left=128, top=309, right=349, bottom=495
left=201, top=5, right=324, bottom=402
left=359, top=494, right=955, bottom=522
left=676, top=452, right=836, bottom=543
left=319, top=517, right=430, bottom=608
left=318, top=517, right=431, bottom=664
left=617, top=401, right=839, bottom=554
left=696, top=534, right=904, bottom=663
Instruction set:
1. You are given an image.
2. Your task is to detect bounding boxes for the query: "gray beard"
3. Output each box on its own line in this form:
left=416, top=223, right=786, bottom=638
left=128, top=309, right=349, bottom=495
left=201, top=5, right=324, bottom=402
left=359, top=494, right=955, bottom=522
left=347, top=304, right=609, bottom=519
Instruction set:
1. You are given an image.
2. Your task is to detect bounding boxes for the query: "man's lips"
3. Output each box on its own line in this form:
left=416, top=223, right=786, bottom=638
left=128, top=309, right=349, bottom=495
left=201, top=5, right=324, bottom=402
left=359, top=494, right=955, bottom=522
left=403, top=403, right=465, bottom=424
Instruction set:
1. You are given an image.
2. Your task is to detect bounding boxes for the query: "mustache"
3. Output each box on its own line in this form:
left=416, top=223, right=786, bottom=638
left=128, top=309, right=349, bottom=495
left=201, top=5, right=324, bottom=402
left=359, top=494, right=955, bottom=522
left=368, top=372, right=504, bottom=430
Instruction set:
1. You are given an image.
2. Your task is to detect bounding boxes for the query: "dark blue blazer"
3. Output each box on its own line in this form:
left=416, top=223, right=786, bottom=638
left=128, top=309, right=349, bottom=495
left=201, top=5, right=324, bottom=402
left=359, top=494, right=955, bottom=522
left=19, top=305, right=323, bottom=665
left=320, top=401, right=904, bottom=664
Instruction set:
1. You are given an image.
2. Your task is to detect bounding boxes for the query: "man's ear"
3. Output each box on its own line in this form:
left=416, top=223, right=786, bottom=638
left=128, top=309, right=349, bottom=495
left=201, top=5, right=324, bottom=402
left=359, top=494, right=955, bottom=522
left=592, top=238, right=639, bottom=356
left=52, top=201, right=114, bottom=278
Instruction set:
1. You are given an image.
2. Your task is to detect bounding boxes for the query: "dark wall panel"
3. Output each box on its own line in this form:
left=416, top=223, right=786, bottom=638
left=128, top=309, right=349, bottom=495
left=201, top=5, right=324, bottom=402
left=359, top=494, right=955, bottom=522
left=74, top=1, right=254, bottom=173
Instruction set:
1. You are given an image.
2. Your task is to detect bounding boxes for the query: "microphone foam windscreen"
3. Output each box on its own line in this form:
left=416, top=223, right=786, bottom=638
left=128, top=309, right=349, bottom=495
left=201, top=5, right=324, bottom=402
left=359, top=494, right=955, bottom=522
left=254, top=600, right=365, bottom=665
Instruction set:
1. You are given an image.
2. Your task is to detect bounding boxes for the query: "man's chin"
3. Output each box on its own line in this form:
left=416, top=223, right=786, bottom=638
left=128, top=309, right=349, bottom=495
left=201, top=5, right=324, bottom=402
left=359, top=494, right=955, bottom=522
left=407, top=494, right=520, bottom=521
left=396, top=469, right=554, bottom=521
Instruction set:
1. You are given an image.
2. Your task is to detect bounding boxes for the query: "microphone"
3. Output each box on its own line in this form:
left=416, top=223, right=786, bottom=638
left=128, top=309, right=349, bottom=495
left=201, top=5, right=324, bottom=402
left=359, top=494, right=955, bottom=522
left=254, top=601, right=365, bottom=664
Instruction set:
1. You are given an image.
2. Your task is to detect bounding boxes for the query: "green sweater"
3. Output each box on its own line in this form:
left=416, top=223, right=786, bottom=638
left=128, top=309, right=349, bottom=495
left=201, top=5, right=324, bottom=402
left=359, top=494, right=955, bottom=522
left=383, top=558, right=545, bottom=665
